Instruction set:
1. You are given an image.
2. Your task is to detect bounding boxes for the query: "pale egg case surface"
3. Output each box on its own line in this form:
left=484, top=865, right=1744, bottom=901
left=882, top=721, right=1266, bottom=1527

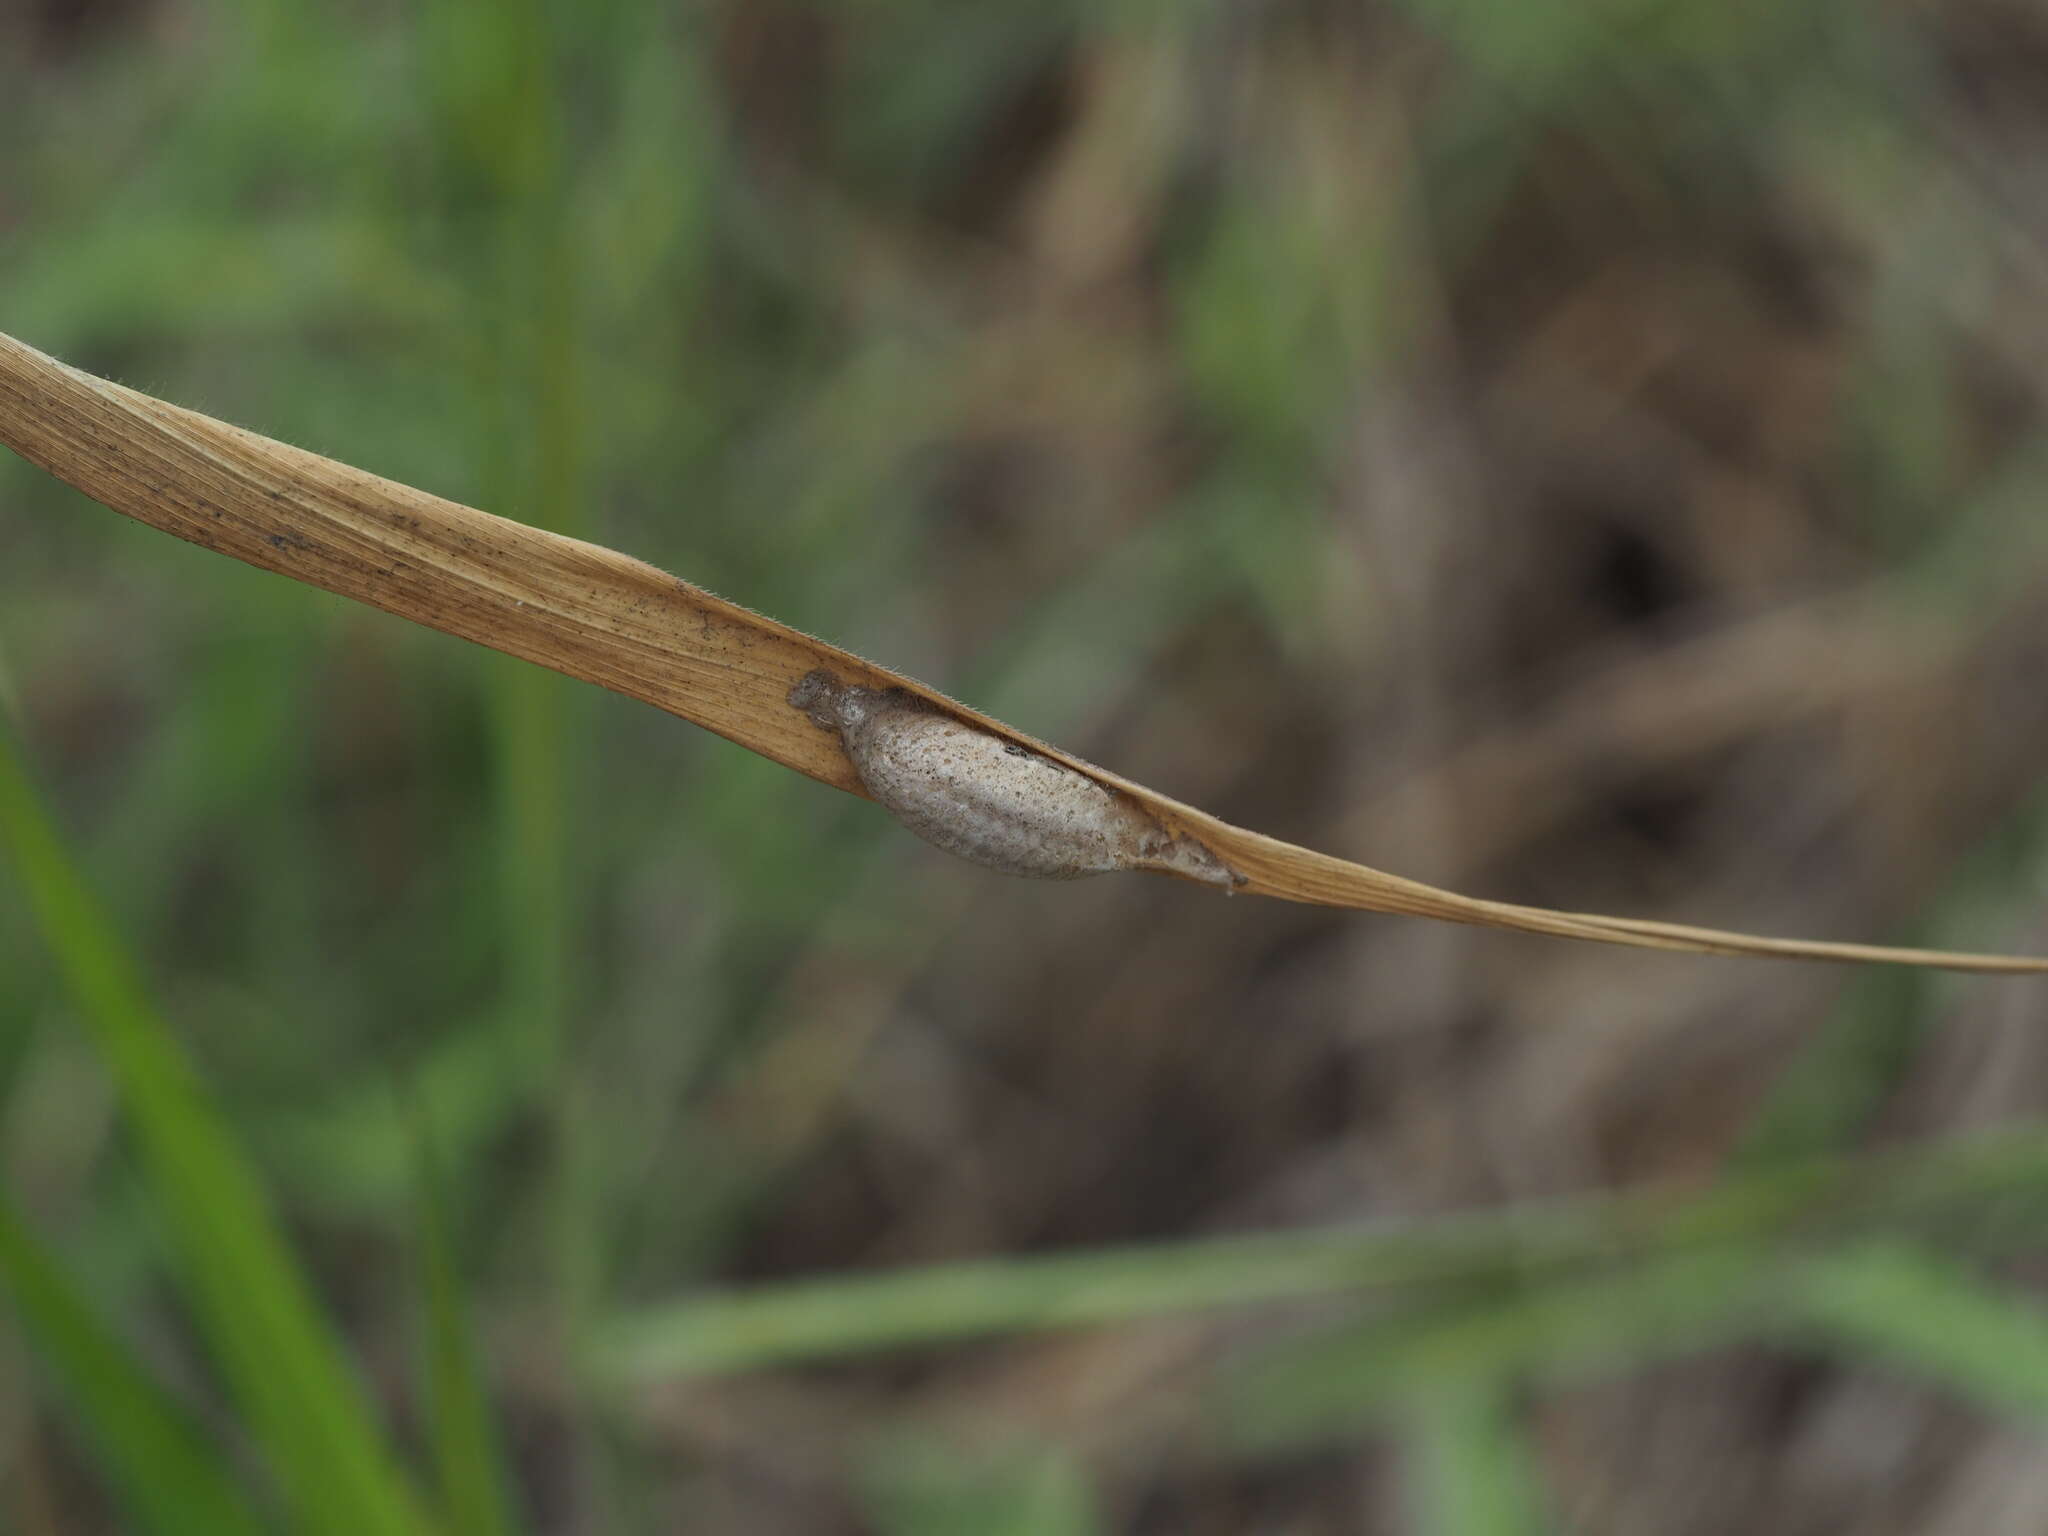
left=789, top=670, right=1238, bottom=888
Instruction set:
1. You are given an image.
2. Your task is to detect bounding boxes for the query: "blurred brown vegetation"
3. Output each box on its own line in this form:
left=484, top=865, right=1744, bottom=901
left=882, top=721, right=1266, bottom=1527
left=5, top=0, right=2048, bottom=1531
left=672, top=6, right=2048, bottom=1531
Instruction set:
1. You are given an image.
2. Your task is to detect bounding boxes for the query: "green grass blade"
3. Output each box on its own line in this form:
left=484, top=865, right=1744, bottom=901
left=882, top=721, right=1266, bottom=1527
left=422, top=0, right=597, bottom=1510
left=1405, top=1377, right=1550, bottom=1536
left=597, top=1127, right=2048, bottom=1380
left=406, top=1099, right=520, bottom=1536
left=1792, top=1243, right=2048, bottom=1418
left=0, top=719, right=431, bottom=1536
left=424, top=0, right=599, bottom=1509
left=1224, top=1251, right=1764, bottom=1451
left=0, top=1190, right=268, bottom=1536
left=860, top=1435, right=1104, bottom=1536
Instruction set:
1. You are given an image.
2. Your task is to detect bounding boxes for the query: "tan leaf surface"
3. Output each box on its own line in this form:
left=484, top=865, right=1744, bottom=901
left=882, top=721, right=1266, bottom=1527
left=2, top=330, right=2040, bottom=974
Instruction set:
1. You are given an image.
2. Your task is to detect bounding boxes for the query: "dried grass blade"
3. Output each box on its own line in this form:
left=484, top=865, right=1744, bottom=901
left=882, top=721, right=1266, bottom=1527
left=1, top=330, right=2040, bottom=974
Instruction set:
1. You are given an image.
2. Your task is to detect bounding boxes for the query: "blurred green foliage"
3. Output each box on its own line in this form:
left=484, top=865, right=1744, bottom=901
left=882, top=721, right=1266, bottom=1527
left=4, top=0, right=2048, bottom=1531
